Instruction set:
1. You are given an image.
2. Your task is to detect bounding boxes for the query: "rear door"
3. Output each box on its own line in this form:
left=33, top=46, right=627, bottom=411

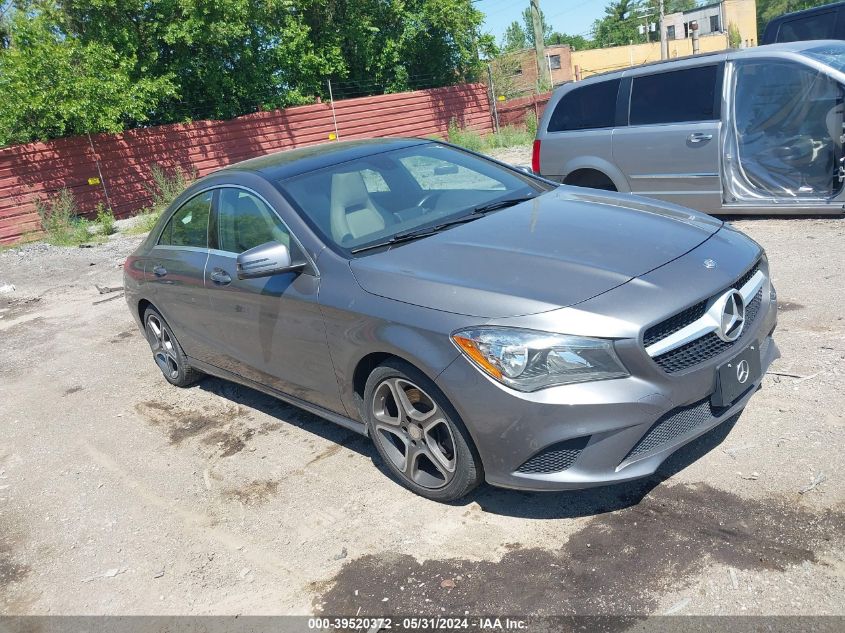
left=145, top=190, right=216, bottom=362
left=203, top=186, right=344, bottom=414
left=612, top=63, right=724, bottom=213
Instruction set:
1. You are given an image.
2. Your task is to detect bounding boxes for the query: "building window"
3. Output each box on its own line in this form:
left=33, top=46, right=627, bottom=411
left=710, top=15, right=720, bottom=32
left=549, top=54, right=561, bottom=70
left=667, top=25, right=676, bottom=40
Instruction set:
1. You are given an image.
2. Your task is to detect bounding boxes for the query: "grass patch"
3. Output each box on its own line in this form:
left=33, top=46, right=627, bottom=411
left=447, top=119, right=534, bottom=153
left=95, top=203, right=116, bottom=236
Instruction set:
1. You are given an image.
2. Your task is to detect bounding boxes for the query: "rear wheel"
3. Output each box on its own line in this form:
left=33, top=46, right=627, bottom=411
left=143, top=307, right=203, bottom=387
left=364, top=360, right=483, bottom=501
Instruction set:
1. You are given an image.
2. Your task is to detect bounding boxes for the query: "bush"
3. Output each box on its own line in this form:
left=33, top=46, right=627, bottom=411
left=95, top=203, right=115, bottom=235
left=146, top=164, right=193, bottom=212
left=35, top=188, right=92, bottom=245
left=127, top=164, right=194, bottom=235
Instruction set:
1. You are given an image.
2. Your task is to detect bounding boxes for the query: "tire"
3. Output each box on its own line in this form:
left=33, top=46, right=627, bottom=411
left=363, top=359, right=483, bottom=501
left=143, top=307, right=204, bottom=388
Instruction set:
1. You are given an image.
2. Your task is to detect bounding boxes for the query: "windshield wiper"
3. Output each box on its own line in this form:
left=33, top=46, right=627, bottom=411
left=350, top=195, right=537, bottom=254
left=350, top=214, right=485, bottom=254
left=471, top=194, right=536, bottom=214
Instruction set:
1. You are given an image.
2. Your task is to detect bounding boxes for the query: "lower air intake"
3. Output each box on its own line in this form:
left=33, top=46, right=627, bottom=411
left=516, top=436, right=590, bottom=474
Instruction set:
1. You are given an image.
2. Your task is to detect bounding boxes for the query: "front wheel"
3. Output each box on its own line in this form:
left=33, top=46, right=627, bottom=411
left=143, top=307, right=203, bottom=387
left=364, top=360, right=483, bottom=501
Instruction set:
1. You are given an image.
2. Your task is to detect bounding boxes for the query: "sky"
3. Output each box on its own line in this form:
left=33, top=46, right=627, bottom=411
left=475, top=0, right=606, bottom=43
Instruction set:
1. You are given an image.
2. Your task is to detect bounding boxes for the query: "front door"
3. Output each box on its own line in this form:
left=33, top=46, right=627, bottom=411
left=612, top=63, right=723, bottom=213
left=204, top=187, right=344, bottom=414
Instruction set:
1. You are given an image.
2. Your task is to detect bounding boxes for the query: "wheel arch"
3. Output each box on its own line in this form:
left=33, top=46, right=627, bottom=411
left=561, top=157, right=630, bottom=192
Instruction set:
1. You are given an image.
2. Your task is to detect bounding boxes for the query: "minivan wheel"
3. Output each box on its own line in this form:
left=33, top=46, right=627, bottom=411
left=143, top=307, right=203, bottom=387
left=364, top=360, right=483, bottom=501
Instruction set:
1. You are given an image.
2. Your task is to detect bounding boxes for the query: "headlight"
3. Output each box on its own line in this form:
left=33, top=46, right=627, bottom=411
left=452, top=327, right=628, bottom=392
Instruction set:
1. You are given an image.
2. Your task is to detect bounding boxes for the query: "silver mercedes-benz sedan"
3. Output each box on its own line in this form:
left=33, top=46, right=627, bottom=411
left=124, top=138, right=779, bottom=501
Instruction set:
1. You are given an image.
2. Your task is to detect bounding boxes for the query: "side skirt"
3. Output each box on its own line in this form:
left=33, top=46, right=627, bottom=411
left=187, top=357, right=368, bottom=437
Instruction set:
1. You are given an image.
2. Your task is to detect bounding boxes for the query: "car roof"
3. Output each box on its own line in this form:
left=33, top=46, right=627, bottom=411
left=219, top=137, right=431, bottom=181
left=569, top=41, right=843, bottom=85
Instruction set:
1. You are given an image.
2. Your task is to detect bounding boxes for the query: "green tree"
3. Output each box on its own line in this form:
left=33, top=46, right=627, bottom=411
left=301, top=0, right=488, bottom=95
left=521, top=6, right=552, bottom=48
left=502, top=20, right=527, bottom=52
left=546, top=31, right=596, bottom=51
left=0, top=6, right=175, bottom=145
left=593, top=0, right=641, bottom=47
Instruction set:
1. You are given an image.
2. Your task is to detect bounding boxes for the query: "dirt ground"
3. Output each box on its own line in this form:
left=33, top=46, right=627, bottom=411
left=1, top=149, right=843, bottom=619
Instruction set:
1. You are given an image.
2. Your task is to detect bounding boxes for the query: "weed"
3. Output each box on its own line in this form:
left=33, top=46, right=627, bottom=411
left=95, top=203, right=116, bottom=236
left=35, top=189, right=93, bottom=246
left=447, top=119, right=533, bottom=153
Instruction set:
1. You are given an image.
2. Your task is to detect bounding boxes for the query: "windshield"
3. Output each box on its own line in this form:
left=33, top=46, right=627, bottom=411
left=278, top=143, right=551, bottom=253
left=802, top=43, right=845, bottom=74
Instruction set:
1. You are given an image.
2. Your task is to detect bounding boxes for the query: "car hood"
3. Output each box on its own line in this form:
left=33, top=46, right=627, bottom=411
left=349, top=188, right=723, bottom=318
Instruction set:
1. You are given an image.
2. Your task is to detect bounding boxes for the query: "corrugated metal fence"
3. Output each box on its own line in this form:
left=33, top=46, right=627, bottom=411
left=0, top=83, right=492, bottom=243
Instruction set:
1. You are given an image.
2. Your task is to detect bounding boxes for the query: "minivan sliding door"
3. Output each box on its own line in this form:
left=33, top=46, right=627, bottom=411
left=611, top=64, right=723, bottom=213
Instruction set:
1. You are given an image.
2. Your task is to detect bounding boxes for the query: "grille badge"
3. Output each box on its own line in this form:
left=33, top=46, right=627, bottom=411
left=714, top=289, right=746, bottom=342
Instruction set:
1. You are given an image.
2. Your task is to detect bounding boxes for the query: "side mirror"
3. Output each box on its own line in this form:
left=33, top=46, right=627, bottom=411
left=236, top=241, right=305, bottom=280
left=513, top=165, right=535, bottom=175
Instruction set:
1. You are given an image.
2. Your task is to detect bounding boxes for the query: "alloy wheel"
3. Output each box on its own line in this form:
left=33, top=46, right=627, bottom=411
left=145, top=313, right=181, bottom=380
left=371, top=377, right=457, bottom=489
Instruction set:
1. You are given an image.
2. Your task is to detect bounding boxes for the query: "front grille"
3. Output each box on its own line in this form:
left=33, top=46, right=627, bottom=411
left=653, top=288, right=763, bottom=373
left=643, top=261, right=760, bottom=349
left=516, top=436, right=590, bottom=474
left=623, top=397, right=739, bottom=462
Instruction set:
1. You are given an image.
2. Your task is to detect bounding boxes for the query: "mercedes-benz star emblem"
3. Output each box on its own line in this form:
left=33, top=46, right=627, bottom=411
left=715, top=289, right=746, bottom=342
left=736, top=359, right=750, bottom=384
left=703, top=259, right=717, bottom=269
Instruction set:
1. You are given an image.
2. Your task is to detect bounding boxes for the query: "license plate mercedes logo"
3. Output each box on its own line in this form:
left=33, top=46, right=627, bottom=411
left=736, top=359, right=750, bottom=384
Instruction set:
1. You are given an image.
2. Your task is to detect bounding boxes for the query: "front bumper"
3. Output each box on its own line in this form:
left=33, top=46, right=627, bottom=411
left=434, top=268, right=779, bottom=492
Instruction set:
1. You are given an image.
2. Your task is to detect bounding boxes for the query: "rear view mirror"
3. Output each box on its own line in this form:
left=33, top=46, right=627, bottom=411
left=236, top=241, right=305, bottom=279
left=434, top=164, right=459, bottom=175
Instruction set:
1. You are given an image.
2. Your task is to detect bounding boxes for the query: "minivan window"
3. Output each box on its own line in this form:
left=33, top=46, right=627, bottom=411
left=158, top=191, right=212, bottom=248
left=778, top=12, right=836, bottom=42
left=630, top=65, right=719, bottom=126
left=547, top=79, right=621, bottom=132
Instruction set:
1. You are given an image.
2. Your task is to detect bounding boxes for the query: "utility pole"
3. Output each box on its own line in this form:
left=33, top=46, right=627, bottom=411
left=530, top=0, right=548, bottom=92
left=659, top=0, right=668, bottom=60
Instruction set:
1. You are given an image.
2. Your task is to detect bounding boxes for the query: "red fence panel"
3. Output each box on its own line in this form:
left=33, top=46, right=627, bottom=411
left=0, top=83, right=492, bottom=243
left=497, top=92, right=552, bottom=128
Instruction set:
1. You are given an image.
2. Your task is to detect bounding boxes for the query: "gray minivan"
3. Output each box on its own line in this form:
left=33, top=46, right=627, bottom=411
left=534, top=41, right=845, bottom=215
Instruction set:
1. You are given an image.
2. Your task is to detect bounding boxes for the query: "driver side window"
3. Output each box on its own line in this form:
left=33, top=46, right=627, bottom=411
left=215, top=188, right=292, bottom=254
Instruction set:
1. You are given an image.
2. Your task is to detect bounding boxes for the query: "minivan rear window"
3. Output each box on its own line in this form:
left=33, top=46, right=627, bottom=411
left=547, top=79, right=621, bottom=132
left=629, top=65, right=719, bottom=126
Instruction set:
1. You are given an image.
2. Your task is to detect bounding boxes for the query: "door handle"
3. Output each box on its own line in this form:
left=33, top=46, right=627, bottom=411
left=152, top=265, right=167, bottom=277
left=688, top=133, right=713, bottom=144
left=210, top=268, right=232, bottom=285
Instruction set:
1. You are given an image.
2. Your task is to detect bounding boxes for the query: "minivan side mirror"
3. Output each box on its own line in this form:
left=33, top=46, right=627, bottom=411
left=236, top=241, right=305, bottom=279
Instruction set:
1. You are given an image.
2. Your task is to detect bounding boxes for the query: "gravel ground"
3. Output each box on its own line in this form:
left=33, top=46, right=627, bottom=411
left=0, top=150, right=843, bottom=619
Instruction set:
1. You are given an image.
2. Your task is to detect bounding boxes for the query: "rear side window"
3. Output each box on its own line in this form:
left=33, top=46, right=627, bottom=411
left=158, top=191, right=212, bottom=248
left=777, top=12, right=836, bottom=42
left=630, top=65, right=719, bottom=125
left=547, top=79, right=620, bottom=132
